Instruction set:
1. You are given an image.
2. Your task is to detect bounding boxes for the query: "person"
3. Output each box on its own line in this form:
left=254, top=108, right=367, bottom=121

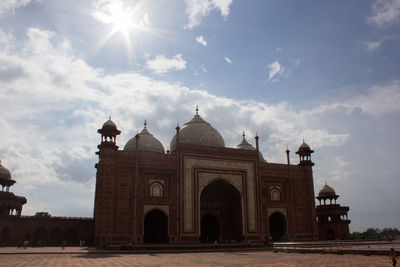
left=23, top=240, right=28, bottom=249
left=390, top=248, right=398, bottom=267
left=62, top=240, right=66, bottom=250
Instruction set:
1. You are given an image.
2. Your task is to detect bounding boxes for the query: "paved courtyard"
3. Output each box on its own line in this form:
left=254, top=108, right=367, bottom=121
left=0, top=249, right=391, bottom=266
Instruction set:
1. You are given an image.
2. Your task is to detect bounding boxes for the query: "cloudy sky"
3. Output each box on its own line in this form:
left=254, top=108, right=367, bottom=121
left=0, top=0, right=399, bottom=232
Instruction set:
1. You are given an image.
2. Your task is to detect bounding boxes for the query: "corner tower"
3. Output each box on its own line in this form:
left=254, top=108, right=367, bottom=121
left=316, top=183, right=351, bottom=240
left=97, top=116, right=121, bottom=151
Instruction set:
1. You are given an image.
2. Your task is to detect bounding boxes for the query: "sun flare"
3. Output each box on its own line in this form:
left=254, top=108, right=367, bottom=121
left=108, top=3, right=135, bottom=33
left=92, top=1, right=154, bottom=62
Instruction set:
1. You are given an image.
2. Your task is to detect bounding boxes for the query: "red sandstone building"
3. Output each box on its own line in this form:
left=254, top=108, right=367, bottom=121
left=0, top=109, right=350, bottom=246
left=95, top=109, right=324, bottom=245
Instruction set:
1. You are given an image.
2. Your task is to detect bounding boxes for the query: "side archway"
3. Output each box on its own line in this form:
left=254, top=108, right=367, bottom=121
left=144, top=209, right=168, bottom=243
left=269, top=212, right=287, bottom=241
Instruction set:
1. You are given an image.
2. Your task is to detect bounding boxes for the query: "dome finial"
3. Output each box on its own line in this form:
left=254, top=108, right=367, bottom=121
left=195, top=105, right=199, bottom=115
left=303, top=138, right=305, bottom=144
left=144, top=120, right=147, bottom=129
left=109, top=114, right=111, bottom=120
left=242, top=131, right=246, bottom=140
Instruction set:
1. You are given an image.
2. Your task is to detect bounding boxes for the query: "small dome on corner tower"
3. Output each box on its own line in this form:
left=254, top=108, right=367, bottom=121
left=318, top=183, right=337, bottom=198
left=298, top=139, right=311, bottom=151
left=0, top=160, right=12, bottom=180
left=101, top=115, right=118, bottom=130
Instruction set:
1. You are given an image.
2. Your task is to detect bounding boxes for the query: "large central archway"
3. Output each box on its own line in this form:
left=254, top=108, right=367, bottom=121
left=144, top=209, right=168, bottom=243
left=200, top=179, right=242, bottom=242
left=269, top=212, right=287, bottom=241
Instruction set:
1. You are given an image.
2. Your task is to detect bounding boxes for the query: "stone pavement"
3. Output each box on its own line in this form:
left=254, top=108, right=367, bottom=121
left=0, top=248, right=391, bottom=266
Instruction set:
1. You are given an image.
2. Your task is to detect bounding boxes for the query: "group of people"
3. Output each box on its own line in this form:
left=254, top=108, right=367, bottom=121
left=18, top=240, right=41, bottom=249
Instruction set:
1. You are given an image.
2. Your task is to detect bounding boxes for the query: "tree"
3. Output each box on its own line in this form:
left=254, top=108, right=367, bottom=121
left=34, top=212, right=51, bottom=217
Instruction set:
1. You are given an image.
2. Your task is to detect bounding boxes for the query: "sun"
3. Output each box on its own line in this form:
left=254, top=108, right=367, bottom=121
left=92, top=1, right=153, bottom=62
left=108, top=3, right=135, bottom=33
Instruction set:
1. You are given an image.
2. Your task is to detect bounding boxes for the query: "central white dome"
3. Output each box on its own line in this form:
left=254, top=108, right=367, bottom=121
left=170, top=113, right=225, bottom=150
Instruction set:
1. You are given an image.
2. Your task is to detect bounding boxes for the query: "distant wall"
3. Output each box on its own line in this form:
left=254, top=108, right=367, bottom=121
left=0, top=215, right=94, bottom=246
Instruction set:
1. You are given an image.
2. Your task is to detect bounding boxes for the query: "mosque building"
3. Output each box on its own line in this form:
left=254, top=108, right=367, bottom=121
left=0, top=108, right=351, bottom=245
left=94, top=108, right=323, bottom=244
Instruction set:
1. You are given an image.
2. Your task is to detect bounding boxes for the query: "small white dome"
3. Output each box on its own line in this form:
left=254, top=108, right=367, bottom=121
left=170, top=111, right=225, bottom=150
left=236, top=139, right=255, bottom=150
left=124, top=122, right=165, bottom=154
left=235, top=133, right=266, bottom=162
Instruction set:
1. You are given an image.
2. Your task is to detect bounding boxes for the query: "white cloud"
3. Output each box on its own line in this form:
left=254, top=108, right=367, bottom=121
left=329, top=156, right=351, bottom=182
left=185, top=0, right=233, bottom=29
left=366, top=41, right=381, bottom=52
left=201, top=65, right=207, bottom=72
left=306, top=80, right=400, bottom=117
left=146, top=54, right=187, bottom=74
left=224, top=56, right=232, bottom=64
left=368, top=0, right=400, bottom=27
left=196, top=35, right=208, bottom=46
left=0, top=0, right=31, bottom=15
left=267, top=61, right=285, bottom=82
